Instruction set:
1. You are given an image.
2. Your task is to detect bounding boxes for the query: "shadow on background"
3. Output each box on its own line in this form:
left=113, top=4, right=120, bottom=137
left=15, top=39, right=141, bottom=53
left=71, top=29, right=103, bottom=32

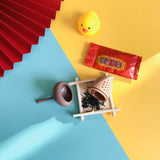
left=0, top=117, right=73, bottom=160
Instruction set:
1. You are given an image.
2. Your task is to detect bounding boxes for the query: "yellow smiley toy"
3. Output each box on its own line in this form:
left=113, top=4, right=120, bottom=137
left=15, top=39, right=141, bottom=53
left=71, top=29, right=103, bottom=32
left=77, top=11, right=101, bottom=36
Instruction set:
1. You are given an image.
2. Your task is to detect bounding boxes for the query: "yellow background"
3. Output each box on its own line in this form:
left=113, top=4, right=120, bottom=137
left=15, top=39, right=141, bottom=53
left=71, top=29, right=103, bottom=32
left=51, top=0, right=160, bottom=159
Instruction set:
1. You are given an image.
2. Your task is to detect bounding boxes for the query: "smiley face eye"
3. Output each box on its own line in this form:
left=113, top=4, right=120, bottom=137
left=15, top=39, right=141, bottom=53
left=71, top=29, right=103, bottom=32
left=88, top=27, right=91, bottom=29
left=81, top=24, right=83, bottom=27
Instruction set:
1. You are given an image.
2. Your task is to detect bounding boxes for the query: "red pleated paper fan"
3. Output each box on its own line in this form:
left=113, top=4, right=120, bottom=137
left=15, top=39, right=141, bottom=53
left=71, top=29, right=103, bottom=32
left=0, top=0, right=63, bottom=77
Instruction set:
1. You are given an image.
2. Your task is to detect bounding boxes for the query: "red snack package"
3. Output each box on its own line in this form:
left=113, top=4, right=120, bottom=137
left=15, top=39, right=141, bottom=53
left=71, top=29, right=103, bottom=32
left=84, top=43, right=142, bottom=80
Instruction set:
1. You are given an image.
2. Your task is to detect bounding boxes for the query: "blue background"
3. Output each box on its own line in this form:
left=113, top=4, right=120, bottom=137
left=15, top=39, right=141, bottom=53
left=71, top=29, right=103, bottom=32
left=0, top=29, right=128, bottom=160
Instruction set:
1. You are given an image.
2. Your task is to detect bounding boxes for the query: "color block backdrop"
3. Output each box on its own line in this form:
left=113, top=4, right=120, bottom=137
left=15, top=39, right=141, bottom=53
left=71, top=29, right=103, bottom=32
left=0, top=29, right=128, bottom=160
left=51, top=0, right=160, bottom=159
left=0, top=0, right=160, bottom=159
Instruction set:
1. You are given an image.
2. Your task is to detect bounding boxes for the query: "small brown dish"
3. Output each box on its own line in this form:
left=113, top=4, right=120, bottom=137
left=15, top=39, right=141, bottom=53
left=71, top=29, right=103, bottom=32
left=36, top=81, right=73, bottom=107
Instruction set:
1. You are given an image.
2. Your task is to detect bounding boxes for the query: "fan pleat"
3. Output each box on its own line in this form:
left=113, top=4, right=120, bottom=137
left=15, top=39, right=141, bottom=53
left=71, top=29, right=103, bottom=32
left=0, top=0, right=63, bottom=77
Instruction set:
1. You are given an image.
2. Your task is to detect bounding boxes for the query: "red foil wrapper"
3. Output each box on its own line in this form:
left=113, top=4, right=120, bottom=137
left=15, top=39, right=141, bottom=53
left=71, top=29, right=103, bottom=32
left=84, top=43, right=142, bottom=80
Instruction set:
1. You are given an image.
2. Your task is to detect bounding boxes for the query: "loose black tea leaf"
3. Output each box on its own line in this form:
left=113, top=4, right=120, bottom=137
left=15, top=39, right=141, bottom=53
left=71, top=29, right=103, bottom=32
left=81, top=89, right=105, bottom=111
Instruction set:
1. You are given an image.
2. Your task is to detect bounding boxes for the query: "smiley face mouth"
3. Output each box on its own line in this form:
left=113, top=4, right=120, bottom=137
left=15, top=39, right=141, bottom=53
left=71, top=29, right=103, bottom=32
left=82, top=28, right=88, bottom=33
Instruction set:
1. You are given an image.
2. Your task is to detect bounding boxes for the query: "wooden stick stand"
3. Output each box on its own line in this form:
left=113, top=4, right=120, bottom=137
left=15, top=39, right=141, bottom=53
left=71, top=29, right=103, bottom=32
left=75, top=77, right=84, bottom=121
left=69, top=74, right=120, bottom=121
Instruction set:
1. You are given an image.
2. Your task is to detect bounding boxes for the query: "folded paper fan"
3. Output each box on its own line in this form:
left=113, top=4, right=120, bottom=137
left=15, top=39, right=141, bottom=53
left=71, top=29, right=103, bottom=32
left=0, top=0, right=63, bottom=77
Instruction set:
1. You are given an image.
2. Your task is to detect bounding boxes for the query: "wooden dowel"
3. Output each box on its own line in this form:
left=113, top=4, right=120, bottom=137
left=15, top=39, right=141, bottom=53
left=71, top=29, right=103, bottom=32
left=69, top=79, right=95, bottom=86
left=73, top=108, right=121, bottom=118
left=69, top=76, right=114, bottom=86
left=75, top=77, right=84, bottom=121
left=109, top=93, right=116, bottom=116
